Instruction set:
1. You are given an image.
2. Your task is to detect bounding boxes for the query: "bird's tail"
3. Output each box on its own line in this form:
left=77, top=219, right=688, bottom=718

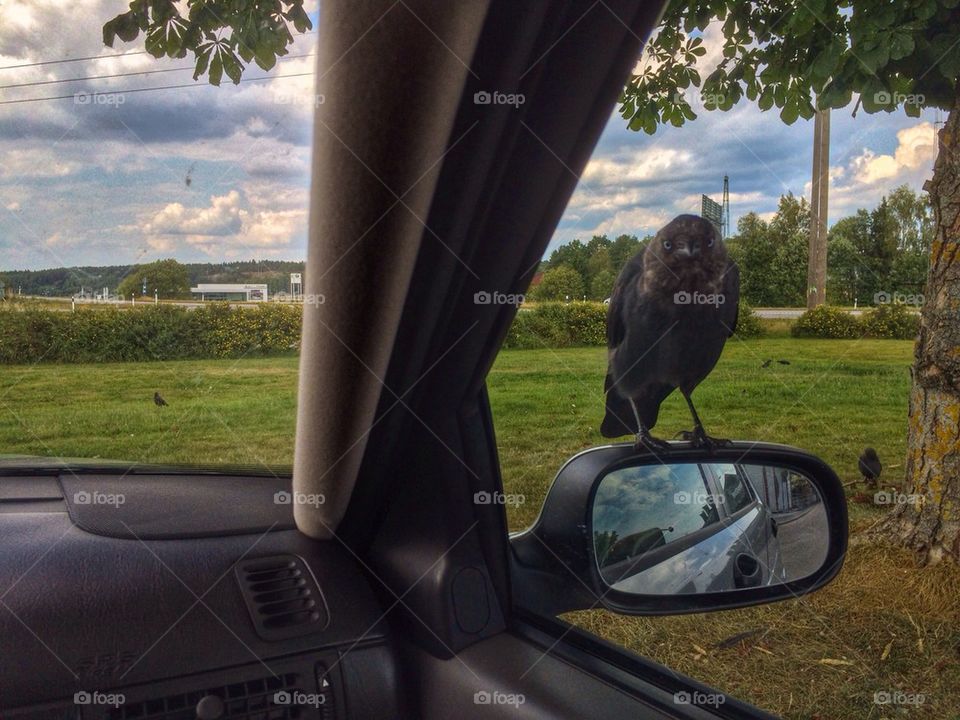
left=601, top=375, right=636, bottom=438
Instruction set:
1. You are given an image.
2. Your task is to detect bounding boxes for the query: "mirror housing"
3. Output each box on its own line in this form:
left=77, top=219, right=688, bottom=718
left=510, top=442, right=848, bottom=616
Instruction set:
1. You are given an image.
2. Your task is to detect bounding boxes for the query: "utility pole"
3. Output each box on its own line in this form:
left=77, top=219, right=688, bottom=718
left=807, top=108, right=830, bottom=309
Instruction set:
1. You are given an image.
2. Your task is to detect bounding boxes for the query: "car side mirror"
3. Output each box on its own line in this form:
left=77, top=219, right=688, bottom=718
left=510, top=442, right=847, bottom=616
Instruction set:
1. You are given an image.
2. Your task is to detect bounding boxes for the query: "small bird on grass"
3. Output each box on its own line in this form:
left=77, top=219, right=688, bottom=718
left=859, top=447, right=881, bottom=490
left=154, top=392, right=168, bottom=407
left=601, top=215, right=740, bottom=451
left=761, top=359, right=791, bottom=368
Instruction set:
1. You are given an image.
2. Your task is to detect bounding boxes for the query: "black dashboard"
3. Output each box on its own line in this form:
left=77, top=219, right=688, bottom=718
left=0, top=462, right=403, bottom=720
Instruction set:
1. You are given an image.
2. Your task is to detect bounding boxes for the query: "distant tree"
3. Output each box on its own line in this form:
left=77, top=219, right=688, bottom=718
left=547, top=240, right=591, bottom=293
left=590, top=270, right=617, bottom=301
left=766, top=195, right=810, bottom=306
left=118, top=259, right=190, bottom=299
left=728, top=196, right=808, bottom=307
left=608, top=234, right=643, bottom=272
left=531, top=265, right=585, bottom=302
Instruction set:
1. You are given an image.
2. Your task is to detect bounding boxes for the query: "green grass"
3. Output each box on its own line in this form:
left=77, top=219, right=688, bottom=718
left=1, top=338, right=957, bottom=718
left=0, top=356, right=299, bottom=466
left=490, top=339, right=913, bottom=530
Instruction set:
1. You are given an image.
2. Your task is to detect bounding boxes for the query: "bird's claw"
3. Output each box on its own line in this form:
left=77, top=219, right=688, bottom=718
left=675, top=427, right=731, bottom=452
left=634, top=432, right=671, bottom=454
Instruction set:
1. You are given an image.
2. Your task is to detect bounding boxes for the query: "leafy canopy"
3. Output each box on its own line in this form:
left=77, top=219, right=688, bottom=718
left=622, top=0, right=960, bottom=134
left=117, top=259, right=191, bottom=299
left=103, top=0, right=312, bottom=86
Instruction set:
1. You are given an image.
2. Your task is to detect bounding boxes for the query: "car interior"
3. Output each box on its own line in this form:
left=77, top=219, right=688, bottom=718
left=0, top=2, right=851, bottom=719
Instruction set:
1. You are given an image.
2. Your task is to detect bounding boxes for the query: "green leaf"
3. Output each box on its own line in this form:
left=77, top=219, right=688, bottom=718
left=779, top=97, right=800, bottom=123
left=208, top=51, right=223, bottom=86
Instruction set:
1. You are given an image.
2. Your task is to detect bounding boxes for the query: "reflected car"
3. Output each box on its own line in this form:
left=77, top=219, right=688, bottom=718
left=593, top=462, right=822, bottom=595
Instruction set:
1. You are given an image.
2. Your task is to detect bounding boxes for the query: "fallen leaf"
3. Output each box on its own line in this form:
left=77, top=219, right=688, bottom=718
left=819, top=658, right=855, bottom=667
left=881, top=641, right=892, bottom=661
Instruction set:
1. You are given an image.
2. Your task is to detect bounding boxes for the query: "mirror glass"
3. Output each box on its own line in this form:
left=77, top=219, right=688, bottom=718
left=592, top=462, right=828, bottom=595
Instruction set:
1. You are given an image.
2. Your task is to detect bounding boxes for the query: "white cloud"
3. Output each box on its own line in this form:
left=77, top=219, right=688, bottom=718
left=144, top=191, right=244, bottom=236
left=850, top=122, right=935, bottom=185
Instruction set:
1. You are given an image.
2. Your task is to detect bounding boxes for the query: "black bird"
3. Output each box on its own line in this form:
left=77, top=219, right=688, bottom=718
left=777, top=359, right=790, bottom=365
left=154, top=392, right=168, bottom=407
left=761, top=359, right=772, bottom=368
left=601, top=215, right=739, bottom=450
left=859, top=447, right=881, bottom=490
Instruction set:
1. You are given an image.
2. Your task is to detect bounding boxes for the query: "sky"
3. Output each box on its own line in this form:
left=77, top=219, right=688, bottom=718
left=0, top=1, right=943, bottom=273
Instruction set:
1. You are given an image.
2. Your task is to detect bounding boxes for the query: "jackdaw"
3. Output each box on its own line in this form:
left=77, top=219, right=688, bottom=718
left=154, top=392, right=168, bottom=407
left=601, top=215, right=740, bottom=450
left=859, top=447, right=881, bottom=490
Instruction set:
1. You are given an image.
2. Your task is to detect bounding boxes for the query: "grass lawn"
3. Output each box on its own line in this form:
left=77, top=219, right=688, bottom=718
left=1, top=338, right=957, bottom=718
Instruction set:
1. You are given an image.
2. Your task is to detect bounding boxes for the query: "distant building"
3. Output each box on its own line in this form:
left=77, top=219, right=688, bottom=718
left=190, top=283, right=269, bottom=302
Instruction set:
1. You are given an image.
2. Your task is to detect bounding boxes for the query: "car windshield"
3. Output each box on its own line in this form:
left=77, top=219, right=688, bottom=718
left=0, top=6, right=318, bottom=470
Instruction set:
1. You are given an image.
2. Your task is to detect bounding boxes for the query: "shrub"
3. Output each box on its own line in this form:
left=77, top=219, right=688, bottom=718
left=791, top=305, right=860, bottom=338
left=733, top=303, right=764, bottom=339
left=0, top=304, right=303, bottom=364
left=860, top=302, right=920, bottom=339
left=504, top=302, right=607, bottom=349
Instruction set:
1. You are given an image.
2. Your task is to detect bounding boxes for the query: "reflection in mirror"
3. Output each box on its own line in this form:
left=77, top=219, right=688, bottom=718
left=593, top=462, right=828, bottom=595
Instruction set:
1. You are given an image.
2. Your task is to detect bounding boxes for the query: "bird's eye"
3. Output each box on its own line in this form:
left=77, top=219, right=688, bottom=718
left=662, top=240, right=672, bottom=251
left=707, top=237, right=715, bottom=248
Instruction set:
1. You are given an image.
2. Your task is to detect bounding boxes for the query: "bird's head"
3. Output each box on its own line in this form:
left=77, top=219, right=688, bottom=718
left=864, top=447, right=878, bottom=459
left=643, top=215, right=728, bottom=293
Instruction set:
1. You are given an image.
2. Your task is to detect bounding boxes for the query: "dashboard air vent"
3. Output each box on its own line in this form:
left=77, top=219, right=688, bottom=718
left=107, top=672, right=303, bottom=720
left=236, top=555, right=328, bottom=641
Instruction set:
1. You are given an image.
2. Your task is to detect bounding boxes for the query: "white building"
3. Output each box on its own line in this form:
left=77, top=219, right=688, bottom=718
left=190, top=283, right=269, bottom=302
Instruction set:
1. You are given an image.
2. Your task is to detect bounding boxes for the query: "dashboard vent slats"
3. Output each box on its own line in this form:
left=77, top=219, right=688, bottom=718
left=108, top=672, right=302, bottom=720
left=236, top=556, right=328, bottom=641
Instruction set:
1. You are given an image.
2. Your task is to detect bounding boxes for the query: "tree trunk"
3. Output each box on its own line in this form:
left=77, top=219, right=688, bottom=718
left=872, top=97, right=960, bottom=565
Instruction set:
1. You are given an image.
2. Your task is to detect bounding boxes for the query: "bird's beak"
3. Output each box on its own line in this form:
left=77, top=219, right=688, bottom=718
left=675, top=245, right=694, bottom=259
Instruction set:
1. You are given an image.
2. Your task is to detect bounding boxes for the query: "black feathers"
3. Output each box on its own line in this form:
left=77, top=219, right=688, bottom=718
left=601, top=215, right=740, bottom=449
left=859, top=447, right=881, bottom=489
left=154, top=392, right=168, bottom=407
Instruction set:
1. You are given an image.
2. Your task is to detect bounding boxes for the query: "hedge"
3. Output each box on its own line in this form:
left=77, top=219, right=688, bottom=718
left=791, top=303, right=919, bottom=340
left=0, top=304, right=302, bottom=364
left=0, top=300, right=768, bottom=364
left=503, top=301, right=764, bottom=349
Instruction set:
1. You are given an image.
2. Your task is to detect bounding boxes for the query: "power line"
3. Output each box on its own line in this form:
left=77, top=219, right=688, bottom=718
left=0, top=31, right=317, bottom=72
left=0, top=72, right=315, bottom=106
left=0, top=50, right=148, bottom=71
left=0, top=52, right=314, bottom=91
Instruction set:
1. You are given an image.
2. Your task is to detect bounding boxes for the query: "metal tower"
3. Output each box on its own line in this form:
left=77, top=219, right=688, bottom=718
left=721, top=174, right=730, bottom=239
